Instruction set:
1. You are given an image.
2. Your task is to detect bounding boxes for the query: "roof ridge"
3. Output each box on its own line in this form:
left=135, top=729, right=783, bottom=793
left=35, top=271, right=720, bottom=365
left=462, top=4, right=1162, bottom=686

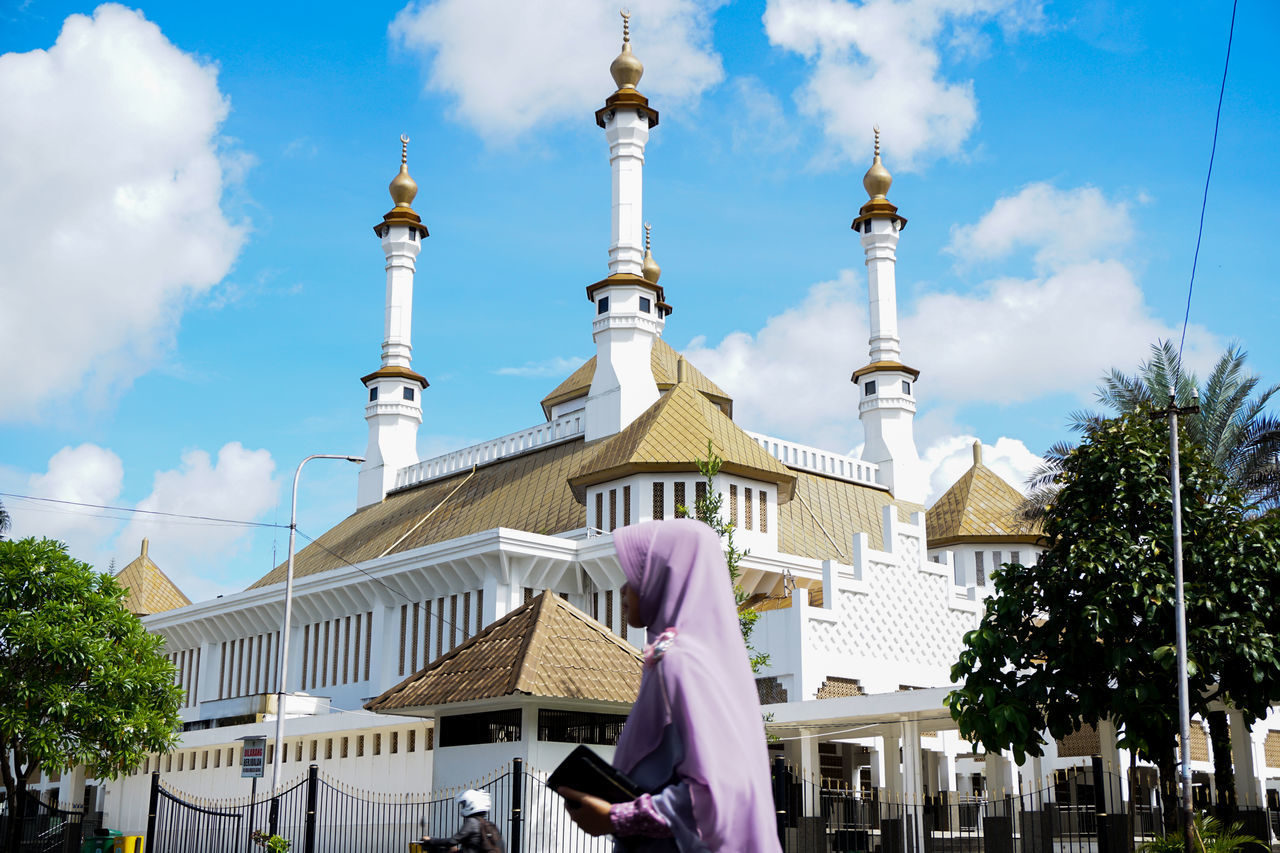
left=507, top=592, right=551, bottom=694
left=366, top=595, right=539, bottom=709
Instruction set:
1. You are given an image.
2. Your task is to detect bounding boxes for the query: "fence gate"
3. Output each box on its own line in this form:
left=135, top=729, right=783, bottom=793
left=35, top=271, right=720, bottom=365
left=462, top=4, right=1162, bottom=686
left=0, top=793, right=90, bottom=853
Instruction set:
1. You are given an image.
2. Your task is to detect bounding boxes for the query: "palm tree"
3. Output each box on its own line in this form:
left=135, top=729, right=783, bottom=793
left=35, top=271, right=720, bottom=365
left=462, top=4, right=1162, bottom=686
left=1024, top=340, right=1280, bottom=517
left=0, top=497, right=9, bottom=537
left=1022, top=339, right=1280, bottom=814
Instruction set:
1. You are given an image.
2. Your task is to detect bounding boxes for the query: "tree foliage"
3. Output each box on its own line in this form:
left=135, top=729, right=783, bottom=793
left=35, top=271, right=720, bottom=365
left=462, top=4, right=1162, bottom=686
left=947, top=415, right=1280, bottom=782
left=1024, top=341, right=1280, bottom=518
left=0, top=537, right=182, bottom=843
left=680, top=441, right=770, bottom=673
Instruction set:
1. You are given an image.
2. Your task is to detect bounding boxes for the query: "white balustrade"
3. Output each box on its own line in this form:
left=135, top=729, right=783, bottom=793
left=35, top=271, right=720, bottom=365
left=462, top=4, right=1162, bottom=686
left=745, top=431, right=880, bottom=487
left=394, top=410, right=586, bottom=489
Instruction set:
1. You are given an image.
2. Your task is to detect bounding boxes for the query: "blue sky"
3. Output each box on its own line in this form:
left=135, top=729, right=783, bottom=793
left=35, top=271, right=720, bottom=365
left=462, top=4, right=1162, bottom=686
left=2, top=0, right=1277, bottom=601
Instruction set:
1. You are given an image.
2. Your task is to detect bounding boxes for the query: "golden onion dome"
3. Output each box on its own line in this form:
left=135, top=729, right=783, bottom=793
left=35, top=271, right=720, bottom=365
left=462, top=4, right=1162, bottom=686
left=642, top=248, right=661, bottom=284
left=389, top=134, right=418, bottom=209
left=642, top=222, right=661, bottom=284
left=863, top=126, right=892, bottom=200
left=610, top=11, right=644, bottom=90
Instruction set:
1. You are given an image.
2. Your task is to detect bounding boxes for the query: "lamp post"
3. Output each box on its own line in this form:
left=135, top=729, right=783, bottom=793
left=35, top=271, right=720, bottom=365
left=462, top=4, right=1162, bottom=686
left=1151, top=388, right=1199, bottom=853
left=271, top=453, right=364, bottom=793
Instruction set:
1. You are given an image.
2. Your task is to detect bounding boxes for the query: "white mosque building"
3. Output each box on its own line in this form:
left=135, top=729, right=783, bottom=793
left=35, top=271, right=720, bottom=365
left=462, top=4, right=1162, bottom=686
left=24, top=17, right=1279, bottom=838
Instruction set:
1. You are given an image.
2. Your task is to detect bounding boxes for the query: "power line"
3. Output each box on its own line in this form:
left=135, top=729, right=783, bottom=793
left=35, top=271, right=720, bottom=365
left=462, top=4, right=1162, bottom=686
left=1177, top=0, right=1238, bottom=368
left=0, top=492, right=285, bottom=529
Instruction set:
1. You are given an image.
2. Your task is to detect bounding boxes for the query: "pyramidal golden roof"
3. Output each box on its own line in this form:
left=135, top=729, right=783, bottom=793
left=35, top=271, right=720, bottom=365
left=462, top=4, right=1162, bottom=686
left=540, top=338, right=731, bottom=419
left=926, top=443, right=1042, bottom=547
left=568, top=380, right=795, bottom=502
left=365, top=592, right=642, bottom=712
left=114, top=539, right=191, bottom=616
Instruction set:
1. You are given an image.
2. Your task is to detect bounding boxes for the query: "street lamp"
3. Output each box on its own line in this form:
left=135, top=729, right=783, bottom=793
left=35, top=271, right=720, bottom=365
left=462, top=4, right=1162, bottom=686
left=271, top=453, right=364, bottom=793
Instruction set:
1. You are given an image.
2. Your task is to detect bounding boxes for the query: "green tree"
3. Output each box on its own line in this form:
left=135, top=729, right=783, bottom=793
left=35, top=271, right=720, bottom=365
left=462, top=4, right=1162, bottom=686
left=0, top=499, right=10, bottom=538
left=679, top=441, right=769, bottom=672
left=0, top=537, right=182, bottom=851
left=948, top=414, right=1280, bottom=831
left=1020, top=341, right=1280, bottom=805
left=1025, top=341, right=1280, bottom=516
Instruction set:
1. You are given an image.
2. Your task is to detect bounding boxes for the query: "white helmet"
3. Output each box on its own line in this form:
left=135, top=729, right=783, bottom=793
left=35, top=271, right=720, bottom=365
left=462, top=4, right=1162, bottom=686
left=456, top=789, right=491, bottom=817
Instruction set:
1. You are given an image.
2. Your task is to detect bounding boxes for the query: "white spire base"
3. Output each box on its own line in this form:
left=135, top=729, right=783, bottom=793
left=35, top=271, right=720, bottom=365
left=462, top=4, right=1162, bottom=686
left=585, top=281, right=662, bottom=441
left=605, top=107, right=649, bottom=278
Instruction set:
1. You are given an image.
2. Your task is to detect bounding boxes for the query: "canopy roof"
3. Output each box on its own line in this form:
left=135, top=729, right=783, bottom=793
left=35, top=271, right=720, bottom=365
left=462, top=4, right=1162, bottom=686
left=366, top=592, right=642, bottom=713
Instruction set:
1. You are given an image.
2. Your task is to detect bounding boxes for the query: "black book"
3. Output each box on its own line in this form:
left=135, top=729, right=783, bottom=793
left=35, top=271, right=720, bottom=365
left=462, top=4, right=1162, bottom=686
left=547, top=745, right=643, bottom=804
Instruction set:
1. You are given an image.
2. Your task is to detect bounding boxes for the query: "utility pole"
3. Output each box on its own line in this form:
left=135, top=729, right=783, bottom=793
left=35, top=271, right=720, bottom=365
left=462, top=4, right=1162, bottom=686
left=1150, top=387, right=1199, bottom=853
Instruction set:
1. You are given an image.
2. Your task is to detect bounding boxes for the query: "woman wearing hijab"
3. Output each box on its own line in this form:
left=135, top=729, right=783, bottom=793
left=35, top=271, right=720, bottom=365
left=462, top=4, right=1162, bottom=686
left=558, top=518, right=782, bottom=852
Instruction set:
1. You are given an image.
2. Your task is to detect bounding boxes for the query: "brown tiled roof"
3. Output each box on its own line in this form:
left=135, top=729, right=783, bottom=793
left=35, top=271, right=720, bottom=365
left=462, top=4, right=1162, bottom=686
left=779, top=470, right=915, bottom=557
left=540, top=339, right=731, bottom=418
left=248, top=395, right=914, bottom=589
left=114, top=540, right=190, bottom=616
left=568, top=381, right=795, bottom=501
left=366, top=592, right=642, bottom=712
left=926, top=450, right=1042, bottom=548
left=248, top=438, right=593, bottom=589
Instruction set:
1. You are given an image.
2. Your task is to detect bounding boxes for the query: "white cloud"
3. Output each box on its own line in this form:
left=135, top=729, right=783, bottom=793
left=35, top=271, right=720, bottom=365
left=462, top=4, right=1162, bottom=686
left=119, top=442, right=278, bottom=598
left=16, top=444, right=126, bottom=554
left=391, top=0, right=725, bottom=138
left=919, top=433, right=1042, bottom=504
left=683, top=271, right=867, bottom=452
left=763, top=0, right=1044, bottom=168
left=947, top=183, right=1133, bottom=272
left=0, top=4, right=245, bottom=423
left=681, top=182, right=1218, bottom=453
left=495, top=355, right=587, bottom=378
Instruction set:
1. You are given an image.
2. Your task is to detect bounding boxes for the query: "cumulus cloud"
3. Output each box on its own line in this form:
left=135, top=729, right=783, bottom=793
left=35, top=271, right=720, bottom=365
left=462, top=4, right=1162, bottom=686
left=119, top=442, right=278, bottom=597
left=683, top=271, right=867, bottom=452
left=14, top=444, right=126, bottom=556
left=763, top=0, right=1044, bottom=168
left=0, top=4, right=245, bottom=423
left=681, top=182, right=1217, bottom=453
left=919, top=433, right=1042, bottom=504
left=495, top=355, right=587, bottom=378
left=391, top=0, right=724, bottom=138
left=947, top=183, right=1134, bottom=272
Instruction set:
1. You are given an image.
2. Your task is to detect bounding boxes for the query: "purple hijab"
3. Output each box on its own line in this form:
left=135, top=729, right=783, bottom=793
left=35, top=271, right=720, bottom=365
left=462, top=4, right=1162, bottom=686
left=613, top=519, right=781, bottom=852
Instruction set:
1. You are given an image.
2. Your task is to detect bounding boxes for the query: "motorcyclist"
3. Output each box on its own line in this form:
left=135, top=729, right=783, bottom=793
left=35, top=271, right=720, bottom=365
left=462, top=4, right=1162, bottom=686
left=419, top=790, right=503, bottom=853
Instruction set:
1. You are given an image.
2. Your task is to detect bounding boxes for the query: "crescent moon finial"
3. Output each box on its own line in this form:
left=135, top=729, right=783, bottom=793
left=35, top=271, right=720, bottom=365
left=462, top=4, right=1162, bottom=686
left=621, top=9, right=631, bottom=43
left=400, top=134, right=410, bottom=165
left=644, top=221, right=652, bottom=251
left=873, top=126, right=880, bottom=158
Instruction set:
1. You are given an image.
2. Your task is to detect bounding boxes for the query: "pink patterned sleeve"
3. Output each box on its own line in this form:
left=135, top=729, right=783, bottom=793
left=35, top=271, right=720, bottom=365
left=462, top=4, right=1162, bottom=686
left=609, top=794, right=674, bottom=838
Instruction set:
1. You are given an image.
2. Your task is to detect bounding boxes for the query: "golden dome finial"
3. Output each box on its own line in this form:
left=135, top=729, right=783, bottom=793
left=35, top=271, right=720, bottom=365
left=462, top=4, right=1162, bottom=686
left=610, top=9, right=644, bottom=90
left=389, top=133, right=418, bottom=209
left=642, top=221, right=662, bottom=284
left=863, top=125, right=893, bottom=200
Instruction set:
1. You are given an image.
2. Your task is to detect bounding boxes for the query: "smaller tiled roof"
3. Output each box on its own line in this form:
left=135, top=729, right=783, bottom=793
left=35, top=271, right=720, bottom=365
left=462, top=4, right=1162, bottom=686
left=365, top=592, right=642, bottom=713
left=114, top=539, right=191, bottom=616
left=540, top=339, right=731, bottom=419
left=567, top=381, right=796, bottom=502
left=926, top=442, right=1042, bottom=548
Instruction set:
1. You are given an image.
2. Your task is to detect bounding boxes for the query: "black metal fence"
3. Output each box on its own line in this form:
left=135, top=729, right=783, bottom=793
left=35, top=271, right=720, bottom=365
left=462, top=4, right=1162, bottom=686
left=143, top=758, right=1277, bottom=853
left=145, top=760, right=611, bottom=853
left=0, top=794, right=98, bottom=853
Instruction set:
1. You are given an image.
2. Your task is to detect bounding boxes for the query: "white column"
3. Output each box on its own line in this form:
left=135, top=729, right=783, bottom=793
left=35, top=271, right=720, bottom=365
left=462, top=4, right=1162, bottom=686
left=1229, top=709, right=1261, bottom=806
left=799, top=735, right=822, bottom=817
left=1097, top=718, right=1123, bottom=811
left=381, top=224, right=420, bottom=368
left=902, top=722, right=925, bottom=853
left=882, top=733, right=903, bottom=795
left=862, top=216, right=903, bottom=363
left=606, top=108, right=649, bottom=277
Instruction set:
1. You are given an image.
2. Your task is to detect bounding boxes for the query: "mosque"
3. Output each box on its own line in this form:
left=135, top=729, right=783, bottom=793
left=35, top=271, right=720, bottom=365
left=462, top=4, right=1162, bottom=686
left=23, top=15, right=1278, bottom=839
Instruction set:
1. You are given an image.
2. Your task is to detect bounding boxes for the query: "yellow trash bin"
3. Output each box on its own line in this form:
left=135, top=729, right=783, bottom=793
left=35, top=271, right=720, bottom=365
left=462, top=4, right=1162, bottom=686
left=119, top=836, right=144, bottom=853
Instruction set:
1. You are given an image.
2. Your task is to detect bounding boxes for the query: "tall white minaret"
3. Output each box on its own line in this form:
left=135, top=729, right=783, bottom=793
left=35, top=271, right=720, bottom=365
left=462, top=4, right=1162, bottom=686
left=852, top=130, right=925, bottom=504
left=357, top=136, right=429, bottom=509
left=584, top=12, right=668, bottom=442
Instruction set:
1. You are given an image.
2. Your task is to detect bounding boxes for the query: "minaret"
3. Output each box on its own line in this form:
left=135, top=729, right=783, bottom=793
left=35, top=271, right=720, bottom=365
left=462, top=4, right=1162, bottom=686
left=584, top=11, right=666, bottom=442
left=357, top=135, right=429, bottom=509
left=851, top=129, right=925, bottom=504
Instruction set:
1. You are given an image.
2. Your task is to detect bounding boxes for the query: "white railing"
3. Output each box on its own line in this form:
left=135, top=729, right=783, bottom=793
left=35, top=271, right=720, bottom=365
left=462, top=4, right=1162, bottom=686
left=745, top=431, right=881, bottom=487
left=394, top=410, right=586, bottom=489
